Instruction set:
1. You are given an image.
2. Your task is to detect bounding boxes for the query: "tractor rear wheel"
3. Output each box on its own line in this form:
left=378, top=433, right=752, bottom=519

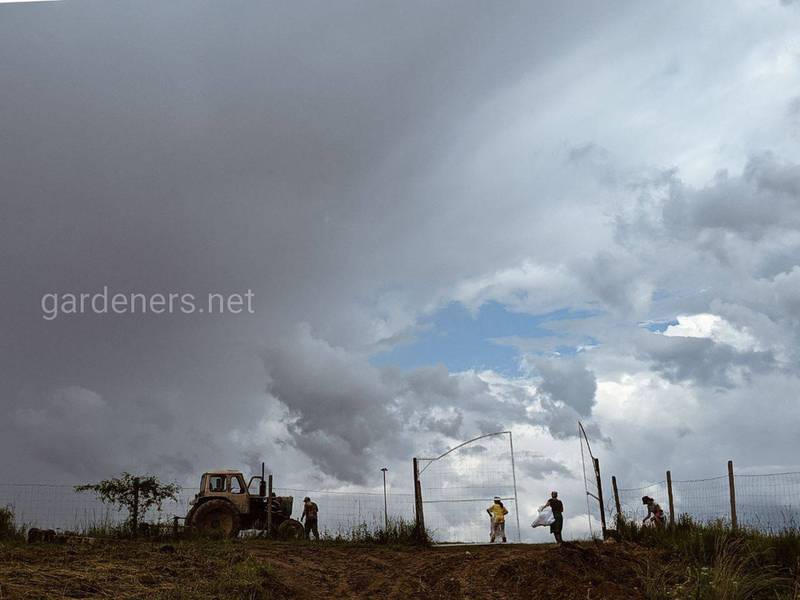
left=189, top=499, right=241, bottom=538
left=277, top=519, right=305, bottom=540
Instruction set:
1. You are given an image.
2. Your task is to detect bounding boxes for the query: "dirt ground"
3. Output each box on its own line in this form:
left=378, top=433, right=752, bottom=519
left=0, top=539, right=663, bottom=599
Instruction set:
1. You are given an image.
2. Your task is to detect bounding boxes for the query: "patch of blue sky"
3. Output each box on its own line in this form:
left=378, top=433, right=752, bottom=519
left=639, top=318, right=679, bottom=333
left=370, top=300, right=600, bottom=375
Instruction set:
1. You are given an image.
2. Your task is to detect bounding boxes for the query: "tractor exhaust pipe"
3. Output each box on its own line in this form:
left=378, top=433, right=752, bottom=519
left=259, top=462, right=266, bottom=497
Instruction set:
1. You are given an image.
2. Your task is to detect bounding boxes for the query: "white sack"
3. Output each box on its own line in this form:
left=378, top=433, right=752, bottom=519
left=531, top=506, right=555, bottom=528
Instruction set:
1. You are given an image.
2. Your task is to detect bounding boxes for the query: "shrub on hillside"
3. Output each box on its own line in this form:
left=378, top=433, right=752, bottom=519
left=0, top=506, right=23, bottom=541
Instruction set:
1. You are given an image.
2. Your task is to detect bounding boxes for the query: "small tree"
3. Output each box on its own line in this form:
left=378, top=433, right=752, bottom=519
left=75, top=472, right=180, bottom=534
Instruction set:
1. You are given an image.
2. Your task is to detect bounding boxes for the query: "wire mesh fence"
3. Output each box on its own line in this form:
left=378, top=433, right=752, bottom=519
left=736, top=472, right=800, bottom=531
left=272, top=487, right=415, bottom=538
left=611, top=479, right=670, bottom=525
left=609, top=467, right=800, bottom=533
left=0, top=483, right=415, bottom=536
left=416, top=432, right=521, bottom=543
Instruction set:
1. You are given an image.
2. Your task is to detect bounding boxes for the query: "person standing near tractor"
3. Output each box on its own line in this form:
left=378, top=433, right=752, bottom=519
left=543, top=491, right=564, bottom=544
left=487, top=496, right=508, bottom=543
left=301, top=496, right=320, bottom=540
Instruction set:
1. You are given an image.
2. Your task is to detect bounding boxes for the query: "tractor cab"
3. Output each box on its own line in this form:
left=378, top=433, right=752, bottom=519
left=195, top=471, right=251, bottom=515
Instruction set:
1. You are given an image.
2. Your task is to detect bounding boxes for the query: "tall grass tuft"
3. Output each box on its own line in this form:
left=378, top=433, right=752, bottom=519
left=0, top=506, right=24, bottom=541
left=620, top=515, right=800, bottom=599
left=322, top=517, right=430, bottom=546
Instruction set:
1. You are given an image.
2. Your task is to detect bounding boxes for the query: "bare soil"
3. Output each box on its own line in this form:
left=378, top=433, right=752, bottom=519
left=0, top=539, right=663, bottom=599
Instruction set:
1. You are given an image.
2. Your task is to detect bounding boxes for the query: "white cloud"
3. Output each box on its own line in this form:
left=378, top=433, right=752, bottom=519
left=663, top=313, right=761, bottom=352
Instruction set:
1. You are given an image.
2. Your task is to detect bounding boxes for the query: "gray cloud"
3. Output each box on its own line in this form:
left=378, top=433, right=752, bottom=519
left=534, top=358, right=597, bottom=417
left=519, top=454, right=574, bottom=480
left=634, top=332, right=777, bottom=388
left=662, top=155, right=800, bottom=240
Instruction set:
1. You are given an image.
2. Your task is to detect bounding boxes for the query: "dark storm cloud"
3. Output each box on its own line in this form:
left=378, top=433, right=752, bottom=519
left=0, top=0, right=637, bottom=482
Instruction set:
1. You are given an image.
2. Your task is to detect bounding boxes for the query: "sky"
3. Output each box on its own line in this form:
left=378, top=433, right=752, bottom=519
left=1, top=0, right=799, bottom=541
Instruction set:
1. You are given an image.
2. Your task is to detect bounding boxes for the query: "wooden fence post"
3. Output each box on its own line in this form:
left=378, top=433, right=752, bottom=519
left=728, top=460, right=738, bottom=530
left=412, top=458, right=425, bottom=539
left=131, top=476, right=140, bottom=537
left=666, top=470, right=675, bottom=527
left=593, top=457, right=607, bottom=537
left=611, top=475, right=622, bottom=528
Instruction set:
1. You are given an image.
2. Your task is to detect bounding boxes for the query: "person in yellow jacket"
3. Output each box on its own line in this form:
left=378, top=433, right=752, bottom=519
left=487, top=496, right=509, bottom=543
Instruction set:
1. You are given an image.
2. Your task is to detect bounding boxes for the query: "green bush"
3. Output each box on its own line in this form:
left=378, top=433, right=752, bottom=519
left=75, top=472, right=180, bottom=537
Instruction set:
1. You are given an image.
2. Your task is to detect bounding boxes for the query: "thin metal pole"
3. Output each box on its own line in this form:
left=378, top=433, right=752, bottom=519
left=508, top=431, right=521, bottom=543
left=381, top=468, right=388, bottom=532
left=579, top=422, right=593, bottom=538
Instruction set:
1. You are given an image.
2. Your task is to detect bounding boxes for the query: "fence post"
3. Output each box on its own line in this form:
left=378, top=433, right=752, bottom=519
left=728, top=460, right=737, bottom=530
left=131, top=476, right=140, bottom=537
left=611, top=475, right=622, bottom=528
left=173, top=515, right=179, bottom=539
left=593, top=457, right=607, bottom=537
left=666, top=470, right=675, bottom=527
left=267, top=474, right=273, bottom=535
left=412, top=458, right=426, bottom=539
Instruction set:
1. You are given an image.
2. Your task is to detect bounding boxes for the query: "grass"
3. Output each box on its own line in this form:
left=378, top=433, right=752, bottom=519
left=617, top=515, right=800, bottom=599
left=0, top=506, right=24, bottom=541
left=321, top=517, right=430, bottom=546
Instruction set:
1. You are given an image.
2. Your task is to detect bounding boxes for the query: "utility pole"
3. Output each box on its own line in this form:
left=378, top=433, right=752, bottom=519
left=380, top=467, right=389, bottom=532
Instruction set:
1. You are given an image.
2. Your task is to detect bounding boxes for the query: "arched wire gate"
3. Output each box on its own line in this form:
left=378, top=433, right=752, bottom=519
left=414, top=431, right=521, bottom=543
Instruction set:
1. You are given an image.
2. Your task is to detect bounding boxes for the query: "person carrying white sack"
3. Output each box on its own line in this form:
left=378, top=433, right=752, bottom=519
left=486, top=496, right=508, bottom=543
left=533, top=491, right=564, bottom=544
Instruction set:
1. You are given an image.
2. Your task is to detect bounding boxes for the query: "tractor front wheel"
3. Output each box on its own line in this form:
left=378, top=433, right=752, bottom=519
left=277, top=519, right=305, bottom=540
left=189, top=499, right=241, bottom=538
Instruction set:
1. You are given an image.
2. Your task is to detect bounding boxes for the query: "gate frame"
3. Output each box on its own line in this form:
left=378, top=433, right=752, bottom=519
left=414, top=430, right=522, bottom=542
